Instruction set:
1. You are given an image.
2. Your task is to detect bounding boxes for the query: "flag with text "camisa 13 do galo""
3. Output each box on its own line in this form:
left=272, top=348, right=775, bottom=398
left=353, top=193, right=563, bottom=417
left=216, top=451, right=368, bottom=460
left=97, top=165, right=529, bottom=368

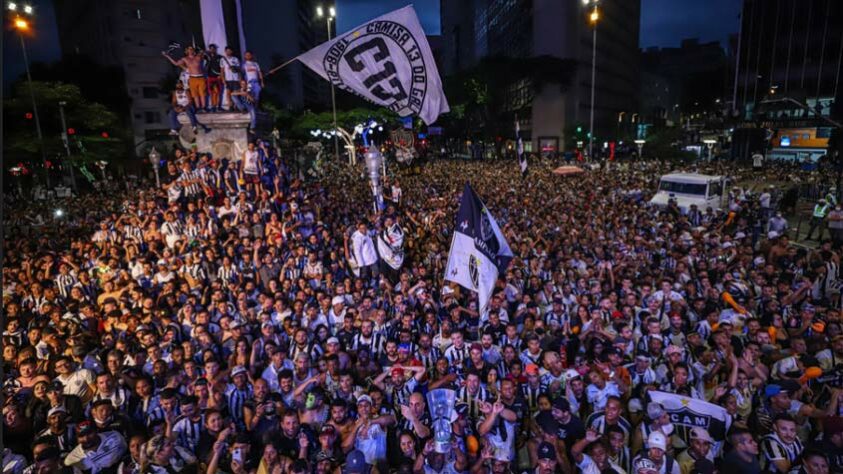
left=297, top=5, right=449, bottom=125
left=445, top=184, right=513, bottom=313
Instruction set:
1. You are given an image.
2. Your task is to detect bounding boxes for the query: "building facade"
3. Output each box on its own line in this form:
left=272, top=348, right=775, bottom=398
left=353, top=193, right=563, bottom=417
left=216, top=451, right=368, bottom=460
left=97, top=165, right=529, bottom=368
left=241, top=0, right=330, bottom=111
left=733, top=0, right=843, bottom=161
left=54, top=0, right=204, bottom=149
left=440, top=0, right=640, bottom=155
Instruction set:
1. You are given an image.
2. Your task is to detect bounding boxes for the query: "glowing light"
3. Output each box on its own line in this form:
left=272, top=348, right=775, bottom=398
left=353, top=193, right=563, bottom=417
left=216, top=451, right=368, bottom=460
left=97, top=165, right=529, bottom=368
left=329, top=6, right=335, bottom=17
left=589, top=7, right=599, bottom=23
left=14, top=17, right=28, bottom=30
left=23, top=4, right=31, bottom=13
left=8, top=2, right=17, bottom=11
left=316, top=5, right=323, bottom=17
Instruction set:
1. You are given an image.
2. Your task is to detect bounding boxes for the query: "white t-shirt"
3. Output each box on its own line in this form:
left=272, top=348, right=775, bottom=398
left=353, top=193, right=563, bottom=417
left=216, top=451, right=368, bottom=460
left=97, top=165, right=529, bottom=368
left=243, top=150, right=259, bottom=175
left=243, top=60, right=261, bottom=82
left=222, top=56, right=241, bottom=82
left=56, top=369, right=94, bottom=398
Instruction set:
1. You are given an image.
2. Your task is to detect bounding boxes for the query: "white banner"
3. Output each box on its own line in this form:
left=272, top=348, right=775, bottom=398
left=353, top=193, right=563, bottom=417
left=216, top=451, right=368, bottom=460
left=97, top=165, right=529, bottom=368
left=200, top=0, right=227, bottom=52
left=648, top=391, right=732, bottom=442
left=297, top=6, right=449, bottom=125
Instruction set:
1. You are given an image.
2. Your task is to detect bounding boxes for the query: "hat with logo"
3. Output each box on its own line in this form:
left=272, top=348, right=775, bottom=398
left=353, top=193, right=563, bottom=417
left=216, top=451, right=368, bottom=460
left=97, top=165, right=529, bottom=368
left=537, top=442, right=556, bottom=460
left=343, top=449, right=370, bottom=474
left=76, top=420, right=97, bottom=436
left=647, top=431, right=667, bottom=451
left=230, top=365, right=247, bottom=378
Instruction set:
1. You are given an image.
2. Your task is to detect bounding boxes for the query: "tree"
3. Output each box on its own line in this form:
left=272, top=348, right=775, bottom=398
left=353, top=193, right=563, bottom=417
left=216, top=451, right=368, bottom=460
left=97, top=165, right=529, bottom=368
left=3, top=81, right=127, bottom=172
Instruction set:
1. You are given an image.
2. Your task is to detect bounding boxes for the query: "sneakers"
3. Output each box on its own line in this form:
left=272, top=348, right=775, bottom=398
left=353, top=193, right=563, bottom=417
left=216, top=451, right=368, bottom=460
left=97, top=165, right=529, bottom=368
left=168, top=129, right=179, bottom=136
left=203, top=126, right=212, bottom=133
left=192, top=126, right=198, bottom=134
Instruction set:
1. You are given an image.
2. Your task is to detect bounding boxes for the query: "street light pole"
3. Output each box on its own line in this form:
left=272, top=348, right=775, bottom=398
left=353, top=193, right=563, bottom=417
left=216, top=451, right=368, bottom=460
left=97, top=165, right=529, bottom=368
left=12, top=10, right=50, bottom=187
left=318, top=5, right=340, bottom=163
left=586, top=2, right=600, bottom=162
left=58, top=101, right=78, bottom=192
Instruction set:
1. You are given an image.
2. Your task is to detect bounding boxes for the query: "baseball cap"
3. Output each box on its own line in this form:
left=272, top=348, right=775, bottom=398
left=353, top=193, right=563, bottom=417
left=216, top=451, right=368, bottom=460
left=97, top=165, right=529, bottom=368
left=565, top=368, right=582, bottom=380
left=47, top=381, right=64, bottom=393
left=647, top=431, right=667, bottom=451
left=635, top=458, right=659, bottom=474
left=320, top=424, right=336, bottom=436
left=230, top=365, right=247, bottom=378
left=326, top=337, right=340, bottom=345
left=47, top=406, right=68, bottom=417
left=356, top=395, right=373, bottom=406
left=647, top=402, right=666, bottom=420
left=665, top=345, right=684, bottom=356
left=76, top=420, right=96, bottom=436
left=525, top=364, right=540, bottom=376
left=537, top=442, right=556, bottom=460
left=689, top=427, right=714, bottom=444
left=344, top=449, right=370, bottom=474
left=331, top=296, right=345, bottom=306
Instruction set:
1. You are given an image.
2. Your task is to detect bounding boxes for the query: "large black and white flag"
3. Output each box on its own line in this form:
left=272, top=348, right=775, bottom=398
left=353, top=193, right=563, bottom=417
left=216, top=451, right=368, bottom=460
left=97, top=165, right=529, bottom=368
left=648, top=391, right=732, bottom=443
left=516, top=117, right=527, bottom=176
left=297, top=6, right=449, bottom=125
left=445, top=184, right=513, bottom=312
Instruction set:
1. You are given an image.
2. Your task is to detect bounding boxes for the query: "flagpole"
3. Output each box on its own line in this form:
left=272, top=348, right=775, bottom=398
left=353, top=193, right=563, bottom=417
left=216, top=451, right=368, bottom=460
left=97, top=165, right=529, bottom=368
left=266, top=57, right=299, bottom=76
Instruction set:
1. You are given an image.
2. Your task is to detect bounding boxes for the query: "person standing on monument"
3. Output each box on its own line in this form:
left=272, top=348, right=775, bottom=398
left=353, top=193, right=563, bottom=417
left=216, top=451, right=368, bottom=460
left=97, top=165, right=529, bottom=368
left=163, top=46, right=208, bottom=110
left=221, top=46, right=244, bottom=112
left=242, top=51, right=264, bottom=105
left=204, top=44, right=223, bottom=112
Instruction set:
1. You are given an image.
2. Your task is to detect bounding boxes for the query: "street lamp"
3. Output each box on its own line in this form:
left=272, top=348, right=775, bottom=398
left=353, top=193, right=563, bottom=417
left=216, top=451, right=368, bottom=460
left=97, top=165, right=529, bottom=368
left=703, top=139, right=717, bottom=161
left=9, top=3, right=49, bottom=187
left=364, top=146, right=383, bottom=213
left=317, top=4, right=340, bottom=163
left=584, top=0, right=600, bottom=162
left=634, top=139, right=646, bottom=159
left=148, top=147, right=161, bottom=188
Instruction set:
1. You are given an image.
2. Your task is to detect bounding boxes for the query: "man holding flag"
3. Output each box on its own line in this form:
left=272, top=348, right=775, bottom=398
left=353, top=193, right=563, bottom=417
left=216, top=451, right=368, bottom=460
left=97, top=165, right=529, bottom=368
left=445, top=183, right=513, bottom=313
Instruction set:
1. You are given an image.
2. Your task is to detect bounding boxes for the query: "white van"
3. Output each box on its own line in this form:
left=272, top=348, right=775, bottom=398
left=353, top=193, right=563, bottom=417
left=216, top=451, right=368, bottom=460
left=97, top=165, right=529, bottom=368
left=649, top=172, right=728, bottom=213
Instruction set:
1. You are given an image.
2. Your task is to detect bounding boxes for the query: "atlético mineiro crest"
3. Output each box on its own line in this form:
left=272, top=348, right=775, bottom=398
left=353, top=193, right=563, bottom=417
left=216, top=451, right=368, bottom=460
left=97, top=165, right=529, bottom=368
left=468, top=254, right=480, bottom=290
left=322, top=20, right=428, bottom=117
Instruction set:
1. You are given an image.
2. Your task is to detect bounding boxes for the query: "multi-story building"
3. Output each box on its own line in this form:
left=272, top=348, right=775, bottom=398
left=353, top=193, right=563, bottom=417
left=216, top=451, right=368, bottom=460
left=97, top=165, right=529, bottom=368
left=440, top=0, right=641, bottom=155
left=54, top=0, right=203, bottom=149
left=242, top=0, right=330, bottom=111
left=640, top=39, right=730, bottom=127
left=732, top=0, right=843, bottom=161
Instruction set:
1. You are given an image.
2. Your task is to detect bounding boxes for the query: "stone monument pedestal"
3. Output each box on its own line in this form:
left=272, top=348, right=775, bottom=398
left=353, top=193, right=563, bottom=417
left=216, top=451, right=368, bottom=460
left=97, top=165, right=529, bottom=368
left=177, top=111, right=271, bottom=161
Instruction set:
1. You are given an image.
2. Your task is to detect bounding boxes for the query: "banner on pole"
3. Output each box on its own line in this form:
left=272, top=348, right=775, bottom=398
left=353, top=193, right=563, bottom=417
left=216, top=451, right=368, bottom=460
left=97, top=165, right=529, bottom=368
left=297, top=6, right=449, bottom=125
left=445, top=184, right=513, bottom=312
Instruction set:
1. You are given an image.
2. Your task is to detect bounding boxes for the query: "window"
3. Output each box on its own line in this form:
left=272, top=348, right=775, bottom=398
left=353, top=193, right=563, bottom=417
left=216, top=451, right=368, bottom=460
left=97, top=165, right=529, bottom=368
left=144, top=112, right=161, bottom=124
left=659, top=180, right=707, bottom=196
left=142, top=87, right=158, bottom=99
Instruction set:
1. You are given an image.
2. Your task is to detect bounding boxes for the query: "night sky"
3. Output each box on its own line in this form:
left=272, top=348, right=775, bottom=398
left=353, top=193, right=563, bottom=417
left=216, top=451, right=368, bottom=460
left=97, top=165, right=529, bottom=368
left=2, top=0, right=741, bottom=88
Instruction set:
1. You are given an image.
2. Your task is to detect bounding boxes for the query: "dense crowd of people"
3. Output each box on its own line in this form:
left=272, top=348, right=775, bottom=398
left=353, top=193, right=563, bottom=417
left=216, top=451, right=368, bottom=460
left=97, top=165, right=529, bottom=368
left=3, top=146, right=843, bottom=474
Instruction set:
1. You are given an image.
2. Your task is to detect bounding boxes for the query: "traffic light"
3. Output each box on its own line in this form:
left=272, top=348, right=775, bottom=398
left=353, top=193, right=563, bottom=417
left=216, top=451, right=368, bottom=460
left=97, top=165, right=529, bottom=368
left=67, top=128, right=76, bottom=135
left=576, top=126, right=582, bottom=133
left=101, top=132, right=109, bottom=138
left=24, top=112, right=32, bottom=120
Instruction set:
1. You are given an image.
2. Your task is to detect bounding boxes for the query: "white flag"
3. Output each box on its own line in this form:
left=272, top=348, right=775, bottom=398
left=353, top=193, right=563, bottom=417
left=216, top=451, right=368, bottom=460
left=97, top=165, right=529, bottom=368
left=297, top=6, right=449, bottom=125
left=648, top=391, right=732, bottom=443
left=445, top=184, right=513, bottom=313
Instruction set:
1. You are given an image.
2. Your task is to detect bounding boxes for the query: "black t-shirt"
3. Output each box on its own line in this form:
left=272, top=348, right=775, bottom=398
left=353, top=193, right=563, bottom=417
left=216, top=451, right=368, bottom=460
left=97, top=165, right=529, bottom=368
left=206, top=54, right=222, bottom=77
left=556, top=415, right=586, bottom=447
left=719, top=451, right=762, bottom=474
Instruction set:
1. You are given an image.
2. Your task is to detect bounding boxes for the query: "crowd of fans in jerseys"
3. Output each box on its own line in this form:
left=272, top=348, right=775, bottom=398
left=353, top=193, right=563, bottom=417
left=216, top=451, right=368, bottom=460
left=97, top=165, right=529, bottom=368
left=3, top=146, right=843, bottom=474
